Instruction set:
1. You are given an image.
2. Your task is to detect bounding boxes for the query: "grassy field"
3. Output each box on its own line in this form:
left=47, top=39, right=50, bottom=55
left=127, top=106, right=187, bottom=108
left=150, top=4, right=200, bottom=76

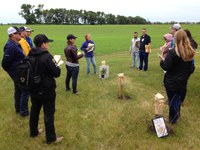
left=0, top=25, right=200, bottom=149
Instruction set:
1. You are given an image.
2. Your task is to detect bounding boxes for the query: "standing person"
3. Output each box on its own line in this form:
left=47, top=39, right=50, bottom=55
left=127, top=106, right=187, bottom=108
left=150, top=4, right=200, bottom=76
left=81, top=34, right=97, bottom=75
left=29, top=34, right=63, bottom=144
left=184, top=29, right=198, bottom=50
left=170, top=23, right=181, bottom=48
left=139, top=28, right=151, bottom=71
left=64, top=34, right=83, bottom=94
left=130, top=32, right=140, bottom=68
left=160, top=33, right=173, bottom=59
left=179, top=29, right=198, bottom=106
left=160, top=29, right=195, bottom=124
left=25, top=27, right=34, bottom=48
left=1, top=26, right=29, bottom=117
left=19, top=26, right=31, bottom=56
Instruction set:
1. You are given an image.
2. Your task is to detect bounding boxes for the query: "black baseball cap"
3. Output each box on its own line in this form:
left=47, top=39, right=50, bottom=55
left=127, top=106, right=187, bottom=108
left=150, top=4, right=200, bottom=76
left=19, top=26, right=26, bottom=32
left=67, top=34, right=77, bottom=40
left=34, top=34, right=54, bottom=47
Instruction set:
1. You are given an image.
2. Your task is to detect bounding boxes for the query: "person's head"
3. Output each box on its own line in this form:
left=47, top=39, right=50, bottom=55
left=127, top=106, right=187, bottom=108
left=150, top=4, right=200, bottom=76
left=142, top=28, right=147, bottom=36
left=184, top=29, right=198, bottom=49
left=85, top=34, right=91, bottom=41
left=67, top=34, right=77, bottom=45
left=174, top=29, right=195, bottom=61
left=163, top=33, right=172, bottom=43
left=25, top=27, right=34, bottom=37
left=7, top=26, right=22, bottom=42
left=19, top=26, right=28, bottom=38
left=33, top=34, right=53, bottom=50
left=133, top=32, right=138, bottom=38
left=170, top=23, right=181, bottom=35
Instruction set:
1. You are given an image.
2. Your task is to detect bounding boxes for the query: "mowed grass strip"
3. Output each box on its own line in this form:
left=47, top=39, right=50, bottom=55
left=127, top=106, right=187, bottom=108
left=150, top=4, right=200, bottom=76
left=0, top=25, right=200, bottom=149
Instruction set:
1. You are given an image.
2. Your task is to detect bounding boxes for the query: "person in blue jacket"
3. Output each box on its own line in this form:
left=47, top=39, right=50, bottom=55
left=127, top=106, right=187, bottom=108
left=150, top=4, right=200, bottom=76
left=81, top=34, right=97, bottom=75
left=1, top=26, right=29, bottom=117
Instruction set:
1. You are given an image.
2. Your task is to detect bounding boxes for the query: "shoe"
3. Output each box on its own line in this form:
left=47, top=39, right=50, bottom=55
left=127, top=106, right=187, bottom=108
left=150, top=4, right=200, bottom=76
left=52, top=137, right=64, bottom=144
left=38, top=128, right=43, bottom=135
left=73, top=91, right=79, bottom=95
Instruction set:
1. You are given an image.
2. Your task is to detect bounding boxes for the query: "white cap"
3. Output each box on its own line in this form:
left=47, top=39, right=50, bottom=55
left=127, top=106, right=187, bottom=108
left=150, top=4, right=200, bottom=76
left=171, top=23, right=181, bottom=30
left=25, top=27, right=34, bottom=32
left=7, top=26, right=19, bottom=35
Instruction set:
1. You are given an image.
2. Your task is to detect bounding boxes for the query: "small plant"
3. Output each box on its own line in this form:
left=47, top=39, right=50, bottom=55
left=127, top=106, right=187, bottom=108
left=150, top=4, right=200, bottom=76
left=100, top=68, right=107, bottom=78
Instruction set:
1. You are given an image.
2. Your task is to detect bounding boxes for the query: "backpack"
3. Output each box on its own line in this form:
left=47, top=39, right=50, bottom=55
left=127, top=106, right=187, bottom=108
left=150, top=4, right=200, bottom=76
left=17, top=56, right=42, bottom=90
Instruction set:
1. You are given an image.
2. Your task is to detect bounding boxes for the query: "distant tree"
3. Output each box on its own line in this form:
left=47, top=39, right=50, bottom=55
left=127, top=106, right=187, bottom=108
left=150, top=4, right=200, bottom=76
left=19, top=4, right=36, bottom=24
left=34, top=4, right=44, bottom=23
left=105, top=14, right=116, bottom=24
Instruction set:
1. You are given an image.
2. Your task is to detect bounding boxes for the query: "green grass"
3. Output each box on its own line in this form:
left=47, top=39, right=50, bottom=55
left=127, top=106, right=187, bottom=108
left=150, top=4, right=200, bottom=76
left=0, top=25, right=200, bottom=149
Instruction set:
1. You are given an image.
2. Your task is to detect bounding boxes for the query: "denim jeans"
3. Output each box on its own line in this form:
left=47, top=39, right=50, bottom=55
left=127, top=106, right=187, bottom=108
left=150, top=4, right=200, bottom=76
left=85, top=56, right=97, bottom=74
left=66, top=65, right=79, bottom=93
left=165, top=88, right=184, bottom=124
left=132, top=52, right=140, bottom=68
left=30, top=91, right=56, bottom=144
left=139, top=50, right=149, bottom=71
left=13, top=79, right=29, bottom=116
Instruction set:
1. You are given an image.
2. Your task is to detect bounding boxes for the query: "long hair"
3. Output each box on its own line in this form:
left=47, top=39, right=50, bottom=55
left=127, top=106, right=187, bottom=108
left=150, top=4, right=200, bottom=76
left=184, top=29, right=198, bottom=49
left=174, top=29, right=195, bottom=61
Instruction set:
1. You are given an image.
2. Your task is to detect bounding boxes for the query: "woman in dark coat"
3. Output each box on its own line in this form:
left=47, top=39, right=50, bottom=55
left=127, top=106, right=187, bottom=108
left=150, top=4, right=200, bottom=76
left=160, top=29, right=195, bottom=124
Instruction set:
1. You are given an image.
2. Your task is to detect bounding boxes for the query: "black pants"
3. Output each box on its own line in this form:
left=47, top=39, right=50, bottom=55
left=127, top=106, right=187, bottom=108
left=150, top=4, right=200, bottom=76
left=66, top=65, right=79, bottom=93
left=29, top=91, right=56, bottom=144
left=139, top=50, right=149, bottom=71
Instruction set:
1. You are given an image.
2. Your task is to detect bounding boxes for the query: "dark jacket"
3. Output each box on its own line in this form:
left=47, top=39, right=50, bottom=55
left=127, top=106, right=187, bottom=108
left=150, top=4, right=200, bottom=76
left=28, top=47, right=61, bottom=93
left=80, top=40, right=95, bottom=57
left=2, top=39, right=25, bottom=79
left=64, top=45, right=83, bottom=64
left=139, top=34, right=151, bottom=50
left=160, top=48, right=194, bottom=92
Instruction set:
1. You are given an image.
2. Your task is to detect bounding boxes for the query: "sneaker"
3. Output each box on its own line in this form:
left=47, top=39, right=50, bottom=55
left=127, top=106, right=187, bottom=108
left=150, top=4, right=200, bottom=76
left=73, top=91, right=79, bottom=95
left=54, top=137, right=64, bottom=143
left=66, top=88, right=71, bottom=92
left=38, top=128, right=43, bottom=135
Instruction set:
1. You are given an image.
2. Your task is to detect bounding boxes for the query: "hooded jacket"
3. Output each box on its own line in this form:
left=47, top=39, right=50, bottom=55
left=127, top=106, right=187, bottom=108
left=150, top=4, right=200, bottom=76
left=28, top=47, right=61, bottom=93
left=160, top=34, right=172, bottom=58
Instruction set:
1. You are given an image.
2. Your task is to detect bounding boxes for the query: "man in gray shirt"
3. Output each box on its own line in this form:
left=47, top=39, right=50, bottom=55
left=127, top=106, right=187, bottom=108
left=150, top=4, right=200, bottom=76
left=130, top=32, right=140, bottom=68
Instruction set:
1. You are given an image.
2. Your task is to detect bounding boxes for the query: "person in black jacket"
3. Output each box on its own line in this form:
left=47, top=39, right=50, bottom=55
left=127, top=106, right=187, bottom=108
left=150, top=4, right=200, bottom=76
left=160, top=29, right=195, bottom=124
left=29, top=34, right=63, bottom=144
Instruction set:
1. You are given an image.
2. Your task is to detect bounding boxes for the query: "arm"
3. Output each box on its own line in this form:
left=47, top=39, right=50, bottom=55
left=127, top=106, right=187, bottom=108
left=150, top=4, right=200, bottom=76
left=71, top=47, right=83, bottom=60
left=46, top=54, right=61, bottom=78
left=160, top=50, right=174, bottom=71
left=80, top=42, right=88, bottom=52
left=2, top=45, right=14, bottom=71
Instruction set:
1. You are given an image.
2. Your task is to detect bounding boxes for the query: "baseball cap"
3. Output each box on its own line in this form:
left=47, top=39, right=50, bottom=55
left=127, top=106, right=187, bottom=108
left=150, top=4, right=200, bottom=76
left=19, top=26, right=26, bottom=32
left=171, top=23, right=181, bottom=30
left=34, top=34, right=54, bottom=47
left=7, top=26, right=23, bottom=35
left=25, top=27, right=34, bottom=32
left=67, top=34, right=77, bottom=40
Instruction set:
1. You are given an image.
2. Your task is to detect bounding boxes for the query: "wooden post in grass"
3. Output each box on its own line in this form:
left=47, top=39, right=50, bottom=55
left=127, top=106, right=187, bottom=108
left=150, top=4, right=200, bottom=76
left=155, top=93, right=165, bottom=116
left=118, top=73, right=125, bottom=99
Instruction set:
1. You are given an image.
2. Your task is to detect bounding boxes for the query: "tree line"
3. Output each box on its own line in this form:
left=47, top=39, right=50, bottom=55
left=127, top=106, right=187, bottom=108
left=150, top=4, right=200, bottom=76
left=19, top=4, right=149, bottom=25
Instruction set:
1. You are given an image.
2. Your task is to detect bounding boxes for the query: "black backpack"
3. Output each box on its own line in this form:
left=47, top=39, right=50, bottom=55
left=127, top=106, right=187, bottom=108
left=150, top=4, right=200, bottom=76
left=17, top=56, right=42, bottom=90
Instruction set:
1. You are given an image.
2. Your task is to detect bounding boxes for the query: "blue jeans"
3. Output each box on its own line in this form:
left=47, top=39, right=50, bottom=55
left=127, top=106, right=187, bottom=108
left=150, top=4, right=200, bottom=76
left=139, top=50, right=149, bottom=71
left=66, top=65, right=79, bottom=93
left=13, top=80, right=29, bottom=116
left=132, top=52, right=140, bottom=68
left=86, top=57, right=97, bottom=74
left=165, top=88, right=185, bottom=124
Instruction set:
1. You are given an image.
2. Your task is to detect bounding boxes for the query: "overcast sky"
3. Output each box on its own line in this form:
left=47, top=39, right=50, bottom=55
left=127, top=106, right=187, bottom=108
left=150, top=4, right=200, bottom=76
left=0, top=0, right=200, bottom=24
